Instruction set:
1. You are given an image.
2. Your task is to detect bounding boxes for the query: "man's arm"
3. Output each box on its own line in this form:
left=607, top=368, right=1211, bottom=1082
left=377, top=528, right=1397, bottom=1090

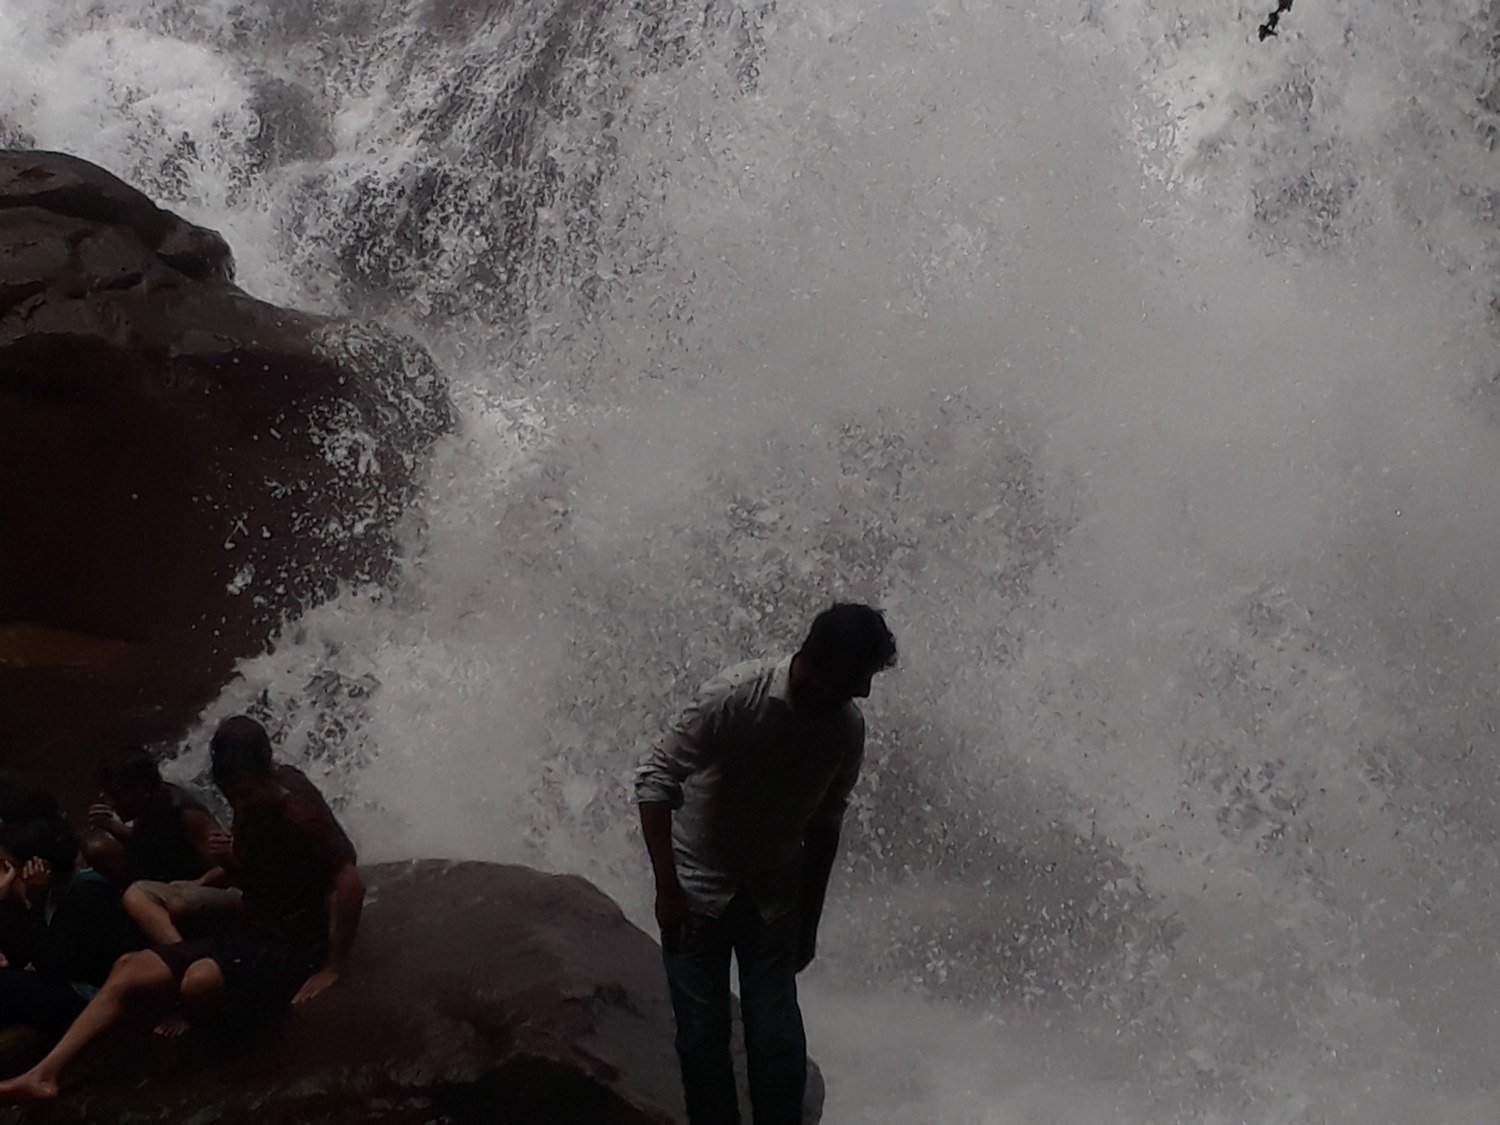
left=181, top=806, right=230, bottom=887
left=634, top=677, right=733, bottom=939
left=639, top=803, right=692, bottom=935
left=293, top=861, right=365, bottom=1006
left=86, top=802, right=134, bottom=842
left=797, top=709, right=866, bottom=972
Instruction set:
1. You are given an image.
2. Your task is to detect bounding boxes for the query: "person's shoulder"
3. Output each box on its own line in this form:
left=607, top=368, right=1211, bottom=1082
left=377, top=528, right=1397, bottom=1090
left=276, top=765, right=332, bottom=810
left=703, top=657, right=782, bottom=709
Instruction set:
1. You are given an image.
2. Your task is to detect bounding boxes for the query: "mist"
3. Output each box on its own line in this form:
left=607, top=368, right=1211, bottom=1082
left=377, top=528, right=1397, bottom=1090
left=5, top=0, right=1500, bottom=1119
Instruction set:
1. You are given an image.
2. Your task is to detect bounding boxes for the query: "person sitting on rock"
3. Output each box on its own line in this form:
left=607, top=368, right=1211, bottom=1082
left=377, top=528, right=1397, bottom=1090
left=0, top=715, right=365, bottom=1105
left=90, top=745, right=241, bottom=945
left=0, top=817, right=130, bottom=1044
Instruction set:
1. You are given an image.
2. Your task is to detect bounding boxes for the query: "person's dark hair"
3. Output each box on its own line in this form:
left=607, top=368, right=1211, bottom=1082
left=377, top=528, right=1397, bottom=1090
left=96, top=744, right=163, bottom=793
left=209, top=715, right=275, bottom=790
left=800, top=603, right=898, bottom=673
left=0, top=816, right=78, bottom=883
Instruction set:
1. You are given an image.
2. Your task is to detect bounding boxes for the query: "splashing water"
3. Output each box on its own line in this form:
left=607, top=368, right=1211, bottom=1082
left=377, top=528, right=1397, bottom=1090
left=5, top=0, right=1500, bottom=1120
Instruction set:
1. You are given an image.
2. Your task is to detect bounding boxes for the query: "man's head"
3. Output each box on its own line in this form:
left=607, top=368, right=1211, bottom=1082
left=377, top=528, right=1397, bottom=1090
left=0, top=816, right=78, bottom=894
left=96, top=745, right=166, bottom=820
left=791, top=602, right=898, bottom=711
left=209, top=715, right=276, bottom=809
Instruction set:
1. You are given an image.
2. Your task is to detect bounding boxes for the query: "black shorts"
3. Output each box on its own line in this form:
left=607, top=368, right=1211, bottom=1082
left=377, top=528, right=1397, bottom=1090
left=153, top=928, right=318, bottom=1007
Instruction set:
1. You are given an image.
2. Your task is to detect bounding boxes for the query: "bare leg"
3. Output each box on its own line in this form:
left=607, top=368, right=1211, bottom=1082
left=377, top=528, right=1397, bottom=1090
left=0, top=950, right=178, bottom=1103
left=155, top=959, right=224, bottom=1038
left=123, top=884, right=184, bottom=946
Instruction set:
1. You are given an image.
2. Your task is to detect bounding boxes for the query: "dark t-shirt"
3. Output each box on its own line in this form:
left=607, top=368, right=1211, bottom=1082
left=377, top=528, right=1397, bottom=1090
left=127, top=783, right=216, bottom=883
left=0, top=871, right=130, bottom=989
left=231, top=771, right=355, bottom=959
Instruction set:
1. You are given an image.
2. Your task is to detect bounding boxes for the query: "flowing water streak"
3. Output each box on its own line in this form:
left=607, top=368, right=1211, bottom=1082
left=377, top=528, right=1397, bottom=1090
left=5, top=0, right=1500, bottom=1120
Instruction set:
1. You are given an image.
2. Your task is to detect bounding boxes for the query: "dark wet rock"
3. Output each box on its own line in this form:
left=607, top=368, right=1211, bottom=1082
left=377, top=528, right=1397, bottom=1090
left=0, top=150, right=451, bottom=805
left=0, top=860, right=824, bottom=1124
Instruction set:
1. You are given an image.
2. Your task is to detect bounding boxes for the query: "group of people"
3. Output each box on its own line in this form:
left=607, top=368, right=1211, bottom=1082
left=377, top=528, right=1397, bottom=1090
left=0, top=715, right=362, bottom=1104
left=0, top=601, right=894, bottom=1124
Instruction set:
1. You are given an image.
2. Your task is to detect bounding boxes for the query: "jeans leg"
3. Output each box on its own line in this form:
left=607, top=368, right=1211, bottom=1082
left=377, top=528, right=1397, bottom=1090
left=663, top=913, right=739, bottom=1125
left=734, top=906, right=806, bottom=1125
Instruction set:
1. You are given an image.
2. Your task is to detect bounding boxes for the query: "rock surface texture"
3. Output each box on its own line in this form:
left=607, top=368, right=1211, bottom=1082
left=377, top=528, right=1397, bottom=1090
left=0, top=861, right=823, bottom=1124
left=0, top=150, right=451, bottom=798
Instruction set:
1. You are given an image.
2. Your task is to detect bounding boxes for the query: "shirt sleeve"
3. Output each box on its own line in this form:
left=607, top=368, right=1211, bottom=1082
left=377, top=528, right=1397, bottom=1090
left=634, top=675, right=736, bottom=808
left=812, top=706, right=866, bottom=825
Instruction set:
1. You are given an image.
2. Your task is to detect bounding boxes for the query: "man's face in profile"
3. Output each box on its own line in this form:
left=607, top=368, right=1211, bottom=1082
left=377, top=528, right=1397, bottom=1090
left=798, top=656, right=877, bottom=711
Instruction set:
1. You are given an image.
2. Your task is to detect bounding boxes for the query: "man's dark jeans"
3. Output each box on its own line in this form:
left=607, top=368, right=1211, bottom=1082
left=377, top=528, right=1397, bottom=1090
left=662, top=894, right=806, bottom=1125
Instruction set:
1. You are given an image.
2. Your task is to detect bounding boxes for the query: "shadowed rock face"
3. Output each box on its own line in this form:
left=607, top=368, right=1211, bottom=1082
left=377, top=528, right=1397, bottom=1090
left=0, top=861, right=824, bottom=1124
left=0, top=150, right=451, bottom=801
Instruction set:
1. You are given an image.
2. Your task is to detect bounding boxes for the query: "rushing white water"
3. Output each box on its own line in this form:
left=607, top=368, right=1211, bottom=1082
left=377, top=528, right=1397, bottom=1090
left=5, top=0, right=1500, bottom=1120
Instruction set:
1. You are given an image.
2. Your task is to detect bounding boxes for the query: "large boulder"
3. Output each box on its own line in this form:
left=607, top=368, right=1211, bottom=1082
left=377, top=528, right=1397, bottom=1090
left=0, top=150, right=451, bottom=801
left=0, top=861, right=824, bottom=1124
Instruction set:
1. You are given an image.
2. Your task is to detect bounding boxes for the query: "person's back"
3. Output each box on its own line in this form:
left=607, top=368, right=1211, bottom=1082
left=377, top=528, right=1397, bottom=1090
left=273, top=766, right=356, bottom=869
left=231, top=770, right=355, bottom=963
left=125, top=784, right=214, bottom=884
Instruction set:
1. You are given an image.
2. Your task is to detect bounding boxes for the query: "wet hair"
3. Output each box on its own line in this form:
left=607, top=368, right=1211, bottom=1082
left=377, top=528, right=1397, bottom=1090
left=209, top=715, right=275, bottom=790
left=79, top=829, right=130, bottom=886
left=96, top=744, right=163, bottom=793
left=799, top=603, right=898, bottom=673
left=0, top=816, right=78, bottom=883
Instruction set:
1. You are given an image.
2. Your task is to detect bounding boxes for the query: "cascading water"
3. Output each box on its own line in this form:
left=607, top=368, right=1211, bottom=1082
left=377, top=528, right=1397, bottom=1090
left=4, top=0, right=1500, bottom=1120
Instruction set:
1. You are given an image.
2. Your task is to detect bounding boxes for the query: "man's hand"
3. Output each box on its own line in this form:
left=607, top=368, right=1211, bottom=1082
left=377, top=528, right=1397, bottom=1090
left=654, top=881, right=693, bottom=935
left=292, top=966, right=339, bottom=1006
left=20, top=859, right=50, bottom=894
left=87, top=803, right=129, bottom=838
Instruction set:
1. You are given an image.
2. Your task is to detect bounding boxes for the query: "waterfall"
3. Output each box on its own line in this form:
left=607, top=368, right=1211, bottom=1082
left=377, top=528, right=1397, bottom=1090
left=5, top=0, right=1499, bottom=1119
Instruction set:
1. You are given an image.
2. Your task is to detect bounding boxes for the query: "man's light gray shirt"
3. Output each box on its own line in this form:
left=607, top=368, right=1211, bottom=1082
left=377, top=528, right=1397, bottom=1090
left=634, top=656, right=865, bottom=922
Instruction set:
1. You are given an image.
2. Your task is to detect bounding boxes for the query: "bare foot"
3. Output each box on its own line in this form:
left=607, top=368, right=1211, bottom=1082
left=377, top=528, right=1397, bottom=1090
left=153, top=1012, right=193, bottom=1039
left=0, top=1070, right=59, bottom=1103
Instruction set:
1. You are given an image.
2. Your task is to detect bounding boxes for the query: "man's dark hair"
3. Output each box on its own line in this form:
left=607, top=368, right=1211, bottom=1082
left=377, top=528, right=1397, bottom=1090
left=0, top=816, right=78, bottom=883
left=210, top=715, right=275, bottom=790
left=96, top=745, right=163, bottom=793
left=800, top=603, right=898, bottom=672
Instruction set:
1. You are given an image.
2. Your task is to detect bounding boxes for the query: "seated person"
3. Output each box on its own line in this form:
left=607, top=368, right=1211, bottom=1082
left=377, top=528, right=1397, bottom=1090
left=0, top=818, right=130, bottom=1042
left=0, top=716, right=364, bottom=1104
left=91, top=746, right=238, bottom=945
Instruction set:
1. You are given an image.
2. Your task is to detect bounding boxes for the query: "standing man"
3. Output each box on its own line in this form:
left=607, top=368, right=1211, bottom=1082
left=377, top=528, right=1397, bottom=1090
left=636, top=603, right=897, bottom=1125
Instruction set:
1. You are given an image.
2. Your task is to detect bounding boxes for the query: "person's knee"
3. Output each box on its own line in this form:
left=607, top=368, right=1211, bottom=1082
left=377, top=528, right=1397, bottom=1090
left=122, top=882, right=171, bottom=916
left=179, top=959, right=223, bottom=1001
left=106, top=950, right=173, bottom=994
